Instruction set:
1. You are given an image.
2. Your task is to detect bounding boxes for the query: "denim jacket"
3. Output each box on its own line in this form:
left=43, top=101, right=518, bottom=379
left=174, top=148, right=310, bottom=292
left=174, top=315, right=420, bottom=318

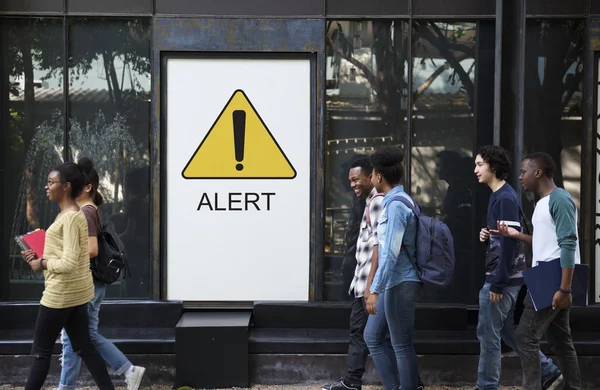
left=370, top=186, right=421, bottom=294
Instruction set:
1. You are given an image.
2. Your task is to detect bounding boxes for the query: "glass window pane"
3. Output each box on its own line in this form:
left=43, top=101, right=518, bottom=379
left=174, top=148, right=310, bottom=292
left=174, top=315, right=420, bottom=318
left=524, top=20, right=584, bottom=216
left=324, top=20, right=410, bottom=301
left=1, top=18, right=64, bottom=301
left=411, top=21, right=479, bottom=303
left=68, top=18, right=151, bottom=298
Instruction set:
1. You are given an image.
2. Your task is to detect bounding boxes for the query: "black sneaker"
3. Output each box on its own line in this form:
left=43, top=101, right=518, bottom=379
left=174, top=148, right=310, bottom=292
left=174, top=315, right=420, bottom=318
left=322, top=379, right=361, bottom=390
left=542, top=371, right=564, bottom=390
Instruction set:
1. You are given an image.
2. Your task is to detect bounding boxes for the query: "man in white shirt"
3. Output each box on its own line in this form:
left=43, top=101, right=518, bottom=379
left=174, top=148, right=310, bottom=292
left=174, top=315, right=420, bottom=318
left=496, top=152, right=581, bottom=390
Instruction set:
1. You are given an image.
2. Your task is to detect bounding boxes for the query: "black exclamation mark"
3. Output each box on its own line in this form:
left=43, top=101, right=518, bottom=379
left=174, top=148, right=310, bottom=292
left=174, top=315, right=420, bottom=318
left=233, top=110, right=246, bottom=171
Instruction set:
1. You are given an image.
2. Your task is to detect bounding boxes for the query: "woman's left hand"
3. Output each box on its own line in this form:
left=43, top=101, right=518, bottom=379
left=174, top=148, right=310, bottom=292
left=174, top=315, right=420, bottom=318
left=366, top=293, right=379, bottom=315
left=30, top=258, right=43, bottom=272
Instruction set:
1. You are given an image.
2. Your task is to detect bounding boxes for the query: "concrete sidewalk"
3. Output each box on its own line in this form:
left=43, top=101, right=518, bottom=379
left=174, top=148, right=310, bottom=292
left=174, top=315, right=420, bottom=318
left=0, top=386, right=521, bottom=390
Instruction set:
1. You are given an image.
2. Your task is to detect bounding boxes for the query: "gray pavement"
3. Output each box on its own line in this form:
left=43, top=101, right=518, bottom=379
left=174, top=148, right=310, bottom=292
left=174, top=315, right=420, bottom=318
left=1, top=386, right=521, bottom=390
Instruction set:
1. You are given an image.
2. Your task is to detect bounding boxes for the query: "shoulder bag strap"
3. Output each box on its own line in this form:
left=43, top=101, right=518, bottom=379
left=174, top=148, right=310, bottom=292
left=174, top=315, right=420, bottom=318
left=507, top=188, right=531, bottom=235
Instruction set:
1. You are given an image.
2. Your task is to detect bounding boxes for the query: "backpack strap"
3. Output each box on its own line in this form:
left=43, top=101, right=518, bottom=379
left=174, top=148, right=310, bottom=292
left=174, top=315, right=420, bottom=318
left=94, top=207, right=104, bottom=233
left=390, top=195, right=420, bottom=217
left=82, top=204, right=103, bottom=234
left=388, top=195, right=420, bottom=270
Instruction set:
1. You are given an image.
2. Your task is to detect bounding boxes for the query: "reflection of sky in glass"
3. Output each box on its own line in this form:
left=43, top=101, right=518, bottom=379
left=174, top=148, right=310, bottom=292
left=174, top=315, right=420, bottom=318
left=537, top=57, right=579, bottom=84
left=10, top=55, right=150, bottom=92
left=412, top=58, right=475, bottom=94
left=327, top=55, right=474, bottom=95
left=537, top=57, right=582, bottom=100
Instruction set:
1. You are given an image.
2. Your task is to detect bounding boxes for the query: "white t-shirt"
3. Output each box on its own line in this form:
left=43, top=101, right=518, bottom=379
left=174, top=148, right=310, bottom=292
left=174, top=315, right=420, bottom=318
left=531, top=188, right=580, bottom=267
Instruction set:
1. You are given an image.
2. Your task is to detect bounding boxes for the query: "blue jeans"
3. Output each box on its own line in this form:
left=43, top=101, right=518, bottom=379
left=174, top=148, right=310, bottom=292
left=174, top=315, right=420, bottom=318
left=477, top=283, right=559, bottom=390
left=364, top=292, right=400, bottom=390
left=366, top=282, right=422, bottom=390
left=59, top=282, right=132, bottom=390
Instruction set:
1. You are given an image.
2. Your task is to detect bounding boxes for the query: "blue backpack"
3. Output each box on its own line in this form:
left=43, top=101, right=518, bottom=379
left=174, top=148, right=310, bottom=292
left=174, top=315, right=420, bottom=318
left=392, top=196, right=456, bottom=287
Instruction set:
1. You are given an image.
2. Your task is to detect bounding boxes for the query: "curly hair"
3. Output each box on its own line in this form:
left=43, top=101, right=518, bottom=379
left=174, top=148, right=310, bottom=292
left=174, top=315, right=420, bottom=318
left=370, top=146, right=404, bottom=185
left=477, top=145, right=511, bottom=180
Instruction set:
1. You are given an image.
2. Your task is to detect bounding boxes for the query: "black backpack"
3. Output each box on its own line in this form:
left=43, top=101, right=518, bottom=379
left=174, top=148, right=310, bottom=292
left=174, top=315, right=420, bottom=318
left=91, top=208, right=128, bottom=285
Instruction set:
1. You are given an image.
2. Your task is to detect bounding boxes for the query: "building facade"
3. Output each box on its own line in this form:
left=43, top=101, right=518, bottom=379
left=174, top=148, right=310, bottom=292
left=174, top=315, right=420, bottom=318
left=1, top=0, right=600, bottom=386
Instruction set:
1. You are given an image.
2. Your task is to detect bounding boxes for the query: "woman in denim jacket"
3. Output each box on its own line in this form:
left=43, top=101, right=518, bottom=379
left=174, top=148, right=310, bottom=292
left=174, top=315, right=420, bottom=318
left=364, top=146, right=423, bottom=390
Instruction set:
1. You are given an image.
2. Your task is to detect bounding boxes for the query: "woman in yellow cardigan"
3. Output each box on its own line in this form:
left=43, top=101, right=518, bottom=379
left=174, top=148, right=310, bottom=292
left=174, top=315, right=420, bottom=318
left=22, top=162, right=114, bottom=390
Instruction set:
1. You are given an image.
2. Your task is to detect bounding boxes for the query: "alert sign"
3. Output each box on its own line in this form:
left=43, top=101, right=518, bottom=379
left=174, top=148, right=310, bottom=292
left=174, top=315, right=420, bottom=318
left=182, top=89, right=296, bottom=179
left=165, top=56, right=311, bottom=302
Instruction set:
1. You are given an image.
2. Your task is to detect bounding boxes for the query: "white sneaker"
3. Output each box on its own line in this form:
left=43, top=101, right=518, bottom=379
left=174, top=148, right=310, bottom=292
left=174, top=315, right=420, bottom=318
left=545, top=374, right=564, bottom=390
left=125, top=365, right=146, bottom=390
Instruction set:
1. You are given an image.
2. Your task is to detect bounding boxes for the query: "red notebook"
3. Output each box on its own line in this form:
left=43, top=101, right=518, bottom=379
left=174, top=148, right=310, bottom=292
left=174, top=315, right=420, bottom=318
left=20, top=229, right=46, bottom=258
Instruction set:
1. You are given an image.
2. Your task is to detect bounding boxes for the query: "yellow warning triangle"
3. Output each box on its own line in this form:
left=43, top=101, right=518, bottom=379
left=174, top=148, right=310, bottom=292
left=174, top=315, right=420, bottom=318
left=182, top=90, right=296, bottom=179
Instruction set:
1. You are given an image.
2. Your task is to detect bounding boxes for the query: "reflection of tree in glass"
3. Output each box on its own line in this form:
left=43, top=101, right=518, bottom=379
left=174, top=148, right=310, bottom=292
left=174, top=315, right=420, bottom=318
left=10, top=111, right=143, bottom=261
left=524, top=20, right=584, bottom=190
left=10, top=112, right=63, bottom=240
left=326, top=21, right=476, bottom=143
left=7, top=18, right=150, bottom=154
left=69, top=111, right=145, bottom=210
left=5, top=19, right=63, bottom=162
left=412, top=22, right=475, bottom=106
left=4, top=19, right=151, bottom=288
left=4, top=19, right=62, bottom=282
left=68, top=18, right=151, bottom=110
left=68, top=19, right=152, bottom=223
left=4, top=17, right=150, bottom=236
left=327, top=21, right=409, bottom=143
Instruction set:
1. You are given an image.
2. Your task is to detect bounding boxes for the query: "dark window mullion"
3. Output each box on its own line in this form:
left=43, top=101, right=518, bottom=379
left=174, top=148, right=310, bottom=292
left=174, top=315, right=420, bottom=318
left=405, top=17, right=413, bottom=195
left=63, top=15, right=69, bottom=161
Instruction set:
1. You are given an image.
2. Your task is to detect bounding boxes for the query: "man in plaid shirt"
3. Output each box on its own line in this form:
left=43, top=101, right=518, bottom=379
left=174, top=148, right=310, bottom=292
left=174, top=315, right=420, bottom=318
left=323, top=156, right=383, bottom=390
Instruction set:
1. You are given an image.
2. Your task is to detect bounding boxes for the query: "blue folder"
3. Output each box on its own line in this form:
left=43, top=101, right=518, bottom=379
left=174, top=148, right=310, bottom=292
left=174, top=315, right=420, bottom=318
left=522, top=258, right=588, bottom=311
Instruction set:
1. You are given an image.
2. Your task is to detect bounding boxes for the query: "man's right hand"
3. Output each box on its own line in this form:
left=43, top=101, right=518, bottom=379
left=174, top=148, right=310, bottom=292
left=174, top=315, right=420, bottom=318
left=491, top=221, right=520, bottom=238
left=479, top=227, right=490, bottom=242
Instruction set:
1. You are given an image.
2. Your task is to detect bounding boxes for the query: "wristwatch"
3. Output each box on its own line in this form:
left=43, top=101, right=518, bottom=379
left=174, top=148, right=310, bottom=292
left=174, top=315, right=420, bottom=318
left=559, top=288, right=572, bottom=294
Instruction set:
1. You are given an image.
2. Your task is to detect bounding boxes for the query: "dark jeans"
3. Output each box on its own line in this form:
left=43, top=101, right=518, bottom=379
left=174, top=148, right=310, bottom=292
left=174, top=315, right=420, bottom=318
left=515, top=294, right=581, bottom=390
left=26, top=303, right=114, bottom=390
left=364, top=292, right=400, bottom=390
left=364, top=283, right=423, bottom=390
left=342, top=256, right=358, bottom=299
left=385, top=282, right=422, bottom=390
left=344, top=297, right=369, bottom=384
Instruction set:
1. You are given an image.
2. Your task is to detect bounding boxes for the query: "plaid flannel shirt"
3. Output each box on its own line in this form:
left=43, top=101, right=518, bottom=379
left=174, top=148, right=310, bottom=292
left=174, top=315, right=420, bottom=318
left=349, top=187, right=383, bottom=298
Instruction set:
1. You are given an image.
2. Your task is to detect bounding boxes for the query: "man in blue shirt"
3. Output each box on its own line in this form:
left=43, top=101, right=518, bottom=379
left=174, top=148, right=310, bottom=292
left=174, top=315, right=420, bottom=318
left=475, top=146, right=562, bottom=390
